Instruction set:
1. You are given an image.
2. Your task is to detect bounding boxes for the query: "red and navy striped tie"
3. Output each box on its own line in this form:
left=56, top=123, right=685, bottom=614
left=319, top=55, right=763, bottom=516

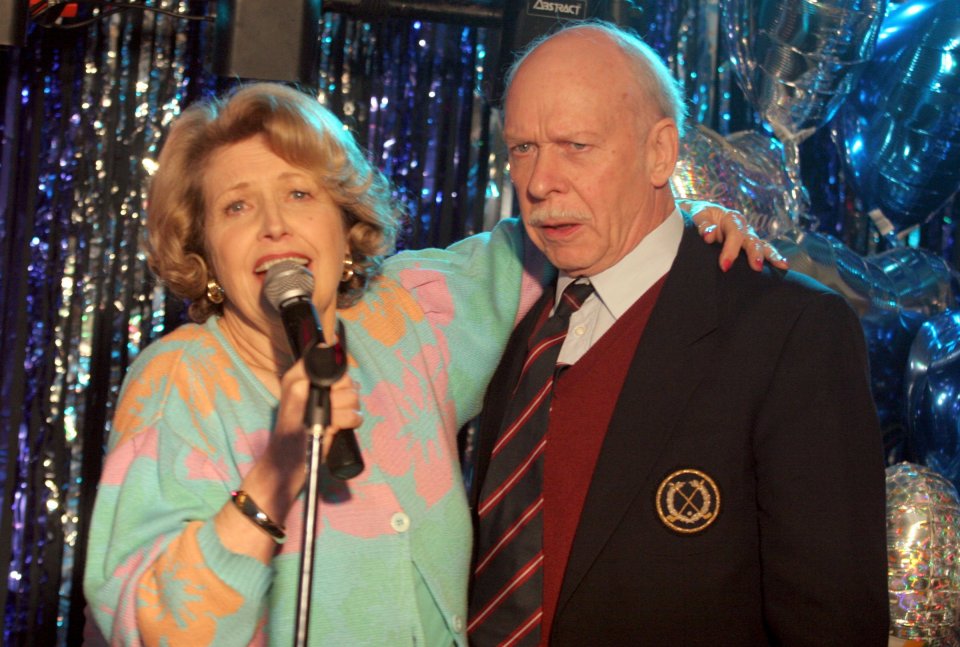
left=469, top=280, right=595, bottom=646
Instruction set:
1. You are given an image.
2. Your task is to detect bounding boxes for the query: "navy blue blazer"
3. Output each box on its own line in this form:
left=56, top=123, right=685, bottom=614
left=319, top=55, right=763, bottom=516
left=472, top=223, right=889, bottom=646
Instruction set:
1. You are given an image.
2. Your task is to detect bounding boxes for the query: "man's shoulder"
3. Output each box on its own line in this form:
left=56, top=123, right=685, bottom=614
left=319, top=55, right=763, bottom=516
left=729, top=256, right=836, bottom=299
left=719, top=262, right=864, bottom=352
left=674, top=228, right=857, bottom=332
left=677, top=224, right=840, bottom=303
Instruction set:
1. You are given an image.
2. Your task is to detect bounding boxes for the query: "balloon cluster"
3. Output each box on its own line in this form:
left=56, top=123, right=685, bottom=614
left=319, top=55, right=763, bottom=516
left=674, top=0, right=960, bottom=455
left=675, top=2, right=960, bottom=638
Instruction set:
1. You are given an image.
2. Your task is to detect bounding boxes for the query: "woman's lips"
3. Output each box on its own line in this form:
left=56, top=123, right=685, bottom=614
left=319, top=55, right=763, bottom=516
left=253, top=254, right=310, bottom=274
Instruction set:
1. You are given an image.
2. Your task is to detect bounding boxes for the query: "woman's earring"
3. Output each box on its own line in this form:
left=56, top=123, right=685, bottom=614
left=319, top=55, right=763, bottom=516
left=206, top=279, right=225, bottom=304
left=341, top=254, right=355, bottom=282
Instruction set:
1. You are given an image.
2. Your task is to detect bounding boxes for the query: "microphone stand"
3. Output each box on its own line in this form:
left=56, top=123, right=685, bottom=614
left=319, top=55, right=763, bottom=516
left=294, top=322, right=347, bottom=647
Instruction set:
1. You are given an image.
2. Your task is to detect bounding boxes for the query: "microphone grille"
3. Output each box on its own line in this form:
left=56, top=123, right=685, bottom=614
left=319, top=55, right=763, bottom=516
left=263, top=261, right=314, bottom=311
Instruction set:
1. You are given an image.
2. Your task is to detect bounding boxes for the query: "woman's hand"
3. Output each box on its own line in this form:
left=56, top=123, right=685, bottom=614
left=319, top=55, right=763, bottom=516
left=216, top=362, right=361, bottom=562
left=680, top=199, right=788, bottom=272
left=269, top=361, right=363, bottom=501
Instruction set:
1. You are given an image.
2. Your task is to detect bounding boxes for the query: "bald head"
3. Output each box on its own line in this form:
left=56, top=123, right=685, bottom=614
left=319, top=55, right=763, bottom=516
left=503, top=22, right=687, bottom=137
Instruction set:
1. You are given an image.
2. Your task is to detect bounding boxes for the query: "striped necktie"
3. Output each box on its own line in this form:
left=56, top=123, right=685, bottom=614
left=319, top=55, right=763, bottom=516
left=469, top=280, right=595, bottom=646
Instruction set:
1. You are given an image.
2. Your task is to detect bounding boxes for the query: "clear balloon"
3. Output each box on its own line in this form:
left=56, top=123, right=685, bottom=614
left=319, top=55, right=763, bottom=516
left=721, top=0, right=887, bottom=221
left=886, top=462, right=960, bottom=645
left=672, top=125, right=797, bottom=235
left=834, top=0, right=960, bottom=230
left=722, top=0, right=887, bottom=143
left=770, top=228, right=897, bottom=320
left=872, top=247, right=958, bottom=321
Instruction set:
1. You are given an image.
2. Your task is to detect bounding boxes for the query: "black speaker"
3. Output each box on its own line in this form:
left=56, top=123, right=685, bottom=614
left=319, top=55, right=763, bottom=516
left=212, top=0, right=322, bottom=87
left=491, top=0, right=645, bottom=103
left=0, top=0, right=27, bottom=48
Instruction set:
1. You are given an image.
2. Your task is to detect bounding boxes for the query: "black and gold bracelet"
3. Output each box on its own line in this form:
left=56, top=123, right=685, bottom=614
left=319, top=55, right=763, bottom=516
left=230, top=490, right=286, bottom=544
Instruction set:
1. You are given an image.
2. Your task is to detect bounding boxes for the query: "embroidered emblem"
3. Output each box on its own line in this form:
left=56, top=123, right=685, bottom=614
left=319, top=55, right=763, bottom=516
left=655, top=468, right=721, bottom=534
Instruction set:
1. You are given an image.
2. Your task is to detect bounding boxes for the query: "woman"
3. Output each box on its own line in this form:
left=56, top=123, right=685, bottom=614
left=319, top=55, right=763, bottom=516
left=84, top=82, right=781, bottom=646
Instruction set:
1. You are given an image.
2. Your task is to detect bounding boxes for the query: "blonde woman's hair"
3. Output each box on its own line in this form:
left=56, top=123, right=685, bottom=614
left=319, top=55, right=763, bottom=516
left=146, top=82, right=401, bottom=322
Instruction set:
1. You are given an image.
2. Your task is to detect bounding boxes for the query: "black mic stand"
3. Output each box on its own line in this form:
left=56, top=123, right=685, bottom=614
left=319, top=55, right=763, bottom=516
left=294, top=321, right=347, bottom=647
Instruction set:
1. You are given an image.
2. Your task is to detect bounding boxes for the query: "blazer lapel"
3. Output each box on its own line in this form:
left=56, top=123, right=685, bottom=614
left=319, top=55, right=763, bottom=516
left=556, top=224, right=722, bottom=615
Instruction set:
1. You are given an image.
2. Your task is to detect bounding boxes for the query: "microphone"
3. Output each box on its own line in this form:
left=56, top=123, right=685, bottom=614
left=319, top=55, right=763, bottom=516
left=263, top=261, right=364, bottom=480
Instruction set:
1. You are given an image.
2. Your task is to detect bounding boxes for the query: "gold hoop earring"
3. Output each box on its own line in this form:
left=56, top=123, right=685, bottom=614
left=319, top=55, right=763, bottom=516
left=206, top=279, right=225, bottom=304
left=341, top=254, right=355, bottom=282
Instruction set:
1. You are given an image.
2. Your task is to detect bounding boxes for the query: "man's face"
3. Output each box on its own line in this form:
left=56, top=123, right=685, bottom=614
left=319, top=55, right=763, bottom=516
left=504, top=32, right=674, bottom=277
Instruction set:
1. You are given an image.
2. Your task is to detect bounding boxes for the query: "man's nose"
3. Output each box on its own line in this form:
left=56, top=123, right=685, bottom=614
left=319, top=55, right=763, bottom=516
left=526, top=148, right=567, bottom=200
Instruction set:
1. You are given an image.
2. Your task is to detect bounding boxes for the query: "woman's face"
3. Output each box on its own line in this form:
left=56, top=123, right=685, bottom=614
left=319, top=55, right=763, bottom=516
left=202, top=134, right=347, bottom=344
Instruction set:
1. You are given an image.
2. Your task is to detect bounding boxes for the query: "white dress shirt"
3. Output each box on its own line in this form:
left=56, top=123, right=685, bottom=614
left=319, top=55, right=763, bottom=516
left=556, top=209, right=683, bottom=366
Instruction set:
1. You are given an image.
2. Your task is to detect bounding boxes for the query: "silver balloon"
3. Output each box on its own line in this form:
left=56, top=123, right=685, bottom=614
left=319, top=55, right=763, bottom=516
left=721, top=0, right=887, bottom=222
left=673, top=124, right=797, bottom=236
left=886, top=462, right=960, bottom=644
left=722, top=0, right=887, bottom=144
left=835, top=0, right=960, bottom=230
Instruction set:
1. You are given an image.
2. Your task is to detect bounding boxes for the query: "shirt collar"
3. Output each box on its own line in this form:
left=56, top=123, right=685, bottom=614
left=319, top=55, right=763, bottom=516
left=556, top=208, right=683, bottom=319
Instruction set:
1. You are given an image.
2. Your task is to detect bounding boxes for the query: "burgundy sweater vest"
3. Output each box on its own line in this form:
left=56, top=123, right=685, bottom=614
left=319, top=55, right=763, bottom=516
left=541, top=275, right=666, bottom=643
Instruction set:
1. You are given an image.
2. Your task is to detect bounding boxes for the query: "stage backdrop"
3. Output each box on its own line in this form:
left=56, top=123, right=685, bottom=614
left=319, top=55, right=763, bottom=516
left=1, top=1, right=958, bottom=645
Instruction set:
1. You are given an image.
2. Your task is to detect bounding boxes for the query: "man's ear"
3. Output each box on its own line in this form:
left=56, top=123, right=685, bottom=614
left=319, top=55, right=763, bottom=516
left=647, top=117, right=679, bottom=188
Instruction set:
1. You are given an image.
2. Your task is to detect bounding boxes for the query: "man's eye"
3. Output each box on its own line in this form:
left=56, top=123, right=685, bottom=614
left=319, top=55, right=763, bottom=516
left=569, top=142, right=588, bottom=151
left=511, top=143, right=532, bottom=154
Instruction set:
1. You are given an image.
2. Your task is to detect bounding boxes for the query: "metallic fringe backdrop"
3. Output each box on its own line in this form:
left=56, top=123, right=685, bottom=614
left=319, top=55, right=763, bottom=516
left=1, top=1, right=957, bottom=645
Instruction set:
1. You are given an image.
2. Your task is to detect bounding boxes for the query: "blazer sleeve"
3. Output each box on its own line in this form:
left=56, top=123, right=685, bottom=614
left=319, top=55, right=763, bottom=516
left=753, top=290, right=889, bottom=645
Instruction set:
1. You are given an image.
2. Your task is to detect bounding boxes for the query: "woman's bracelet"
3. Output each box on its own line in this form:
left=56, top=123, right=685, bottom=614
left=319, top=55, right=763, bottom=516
left=230, top=490, right=286, bottom=544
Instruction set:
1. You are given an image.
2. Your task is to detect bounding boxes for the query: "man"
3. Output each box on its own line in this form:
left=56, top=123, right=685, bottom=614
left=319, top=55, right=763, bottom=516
left=468, top=21, right=889, bottom=647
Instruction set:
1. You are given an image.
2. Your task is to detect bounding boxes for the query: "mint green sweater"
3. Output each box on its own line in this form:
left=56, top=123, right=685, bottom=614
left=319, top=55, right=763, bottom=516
left=84, top=219, right=550, bottom=646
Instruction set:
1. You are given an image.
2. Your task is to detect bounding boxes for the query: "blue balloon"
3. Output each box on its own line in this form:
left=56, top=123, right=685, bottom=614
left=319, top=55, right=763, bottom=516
left=874, top=0, right=941, bottom=60
left=871, top=246, right=958, bottom=319
left=906, top=311, right=960, bottom=489
left=835, top=0, right=960, bottom=229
